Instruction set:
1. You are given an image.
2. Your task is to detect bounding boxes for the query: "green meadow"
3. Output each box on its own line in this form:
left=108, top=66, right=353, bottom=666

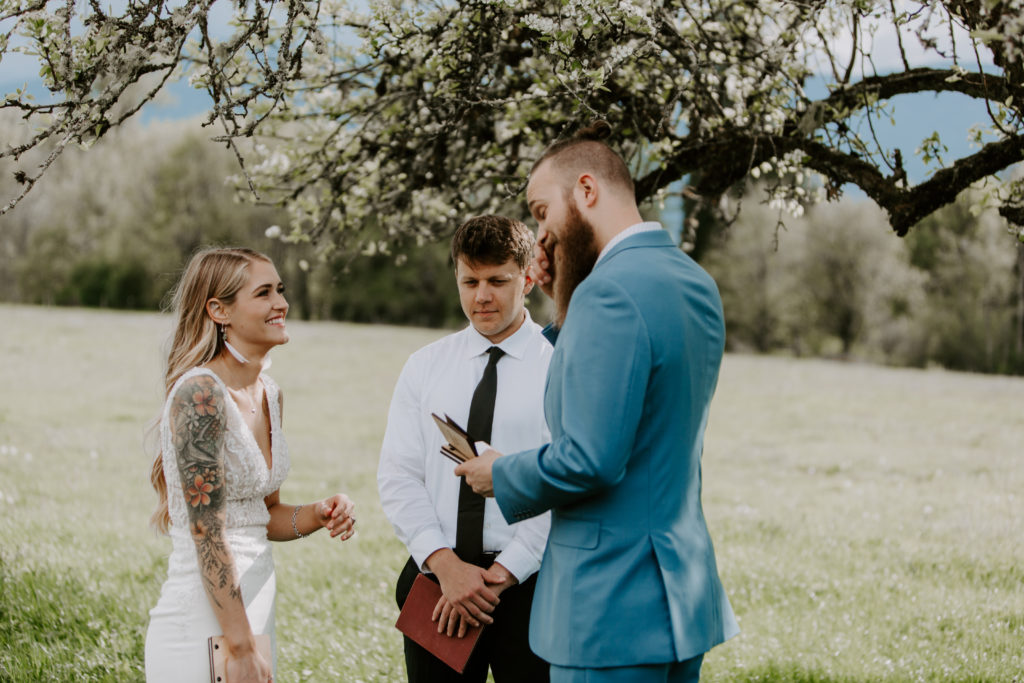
left=1, top=304, right=1021, bottom=682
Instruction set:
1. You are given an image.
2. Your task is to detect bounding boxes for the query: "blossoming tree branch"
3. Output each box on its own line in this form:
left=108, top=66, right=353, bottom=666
left=2, top=0, right=1023, bottom=253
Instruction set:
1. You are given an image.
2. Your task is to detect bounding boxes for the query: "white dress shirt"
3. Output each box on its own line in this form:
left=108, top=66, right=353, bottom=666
left=378, top=310, right=553, bottom=582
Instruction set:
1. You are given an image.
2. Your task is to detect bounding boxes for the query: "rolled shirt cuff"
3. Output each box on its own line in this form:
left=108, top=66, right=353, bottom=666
left=409, top=529, right=453, bottom=572
left=493, top=539, right=541, bottom=583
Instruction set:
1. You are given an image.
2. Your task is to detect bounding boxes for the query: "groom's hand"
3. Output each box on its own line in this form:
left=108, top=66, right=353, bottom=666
left=454, top=448, right=502, bottom=497
left=426, top=549, right=500, bottom=637
left=527, top=227, right=555, bottom=299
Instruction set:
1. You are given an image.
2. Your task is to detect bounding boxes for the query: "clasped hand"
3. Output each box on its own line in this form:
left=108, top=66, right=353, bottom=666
left=432, top=561, right=505, bottom=638
left=428, top=551, right=518, bottom=638
left=317, top=493, right=356, bottom=540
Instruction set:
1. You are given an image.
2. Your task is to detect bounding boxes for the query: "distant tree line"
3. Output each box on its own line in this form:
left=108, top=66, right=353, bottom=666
left=702, top=190, right=1024, bottom=375
left=0, top=116, right=519, bottom=327
left=1, top=116, right=286, bottom=311
left=1, top=117, right=1021, bottom=374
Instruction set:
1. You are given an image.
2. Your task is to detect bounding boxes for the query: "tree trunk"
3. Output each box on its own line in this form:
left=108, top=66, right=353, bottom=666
left=679, top=174, right=720, bottom=263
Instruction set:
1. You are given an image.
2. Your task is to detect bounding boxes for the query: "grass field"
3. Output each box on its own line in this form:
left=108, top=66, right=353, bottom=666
left=1, top=303, right=1022, bottom=682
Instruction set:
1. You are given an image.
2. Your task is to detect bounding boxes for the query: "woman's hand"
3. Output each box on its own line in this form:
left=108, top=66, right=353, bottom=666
left=226, top=646, right=273, bottom=682
left=315, top=493, right=356, bottom=540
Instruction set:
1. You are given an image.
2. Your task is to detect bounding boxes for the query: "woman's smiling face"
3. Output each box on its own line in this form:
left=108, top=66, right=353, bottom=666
left=220, top=258, right=290, bottom=352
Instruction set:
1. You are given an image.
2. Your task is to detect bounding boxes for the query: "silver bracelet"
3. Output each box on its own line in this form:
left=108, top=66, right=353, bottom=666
left=291, top=504, right=305, bottom=538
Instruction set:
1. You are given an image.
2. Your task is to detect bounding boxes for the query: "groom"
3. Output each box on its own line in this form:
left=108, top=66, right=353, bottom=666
left=456, top=121, right=738, bottom=683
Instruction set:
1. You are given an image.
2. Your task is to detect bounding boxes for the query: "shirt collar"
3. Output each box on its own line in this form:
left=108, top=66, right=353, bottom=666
left=595, top=221, right=663, bottom=266
left=464, top=308, right=535, bottom=360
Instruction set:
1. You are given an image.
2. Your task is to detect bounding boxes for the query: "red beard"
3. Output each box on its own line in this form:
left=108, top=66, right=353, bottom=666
left=551, top=198, right=600, bottom=327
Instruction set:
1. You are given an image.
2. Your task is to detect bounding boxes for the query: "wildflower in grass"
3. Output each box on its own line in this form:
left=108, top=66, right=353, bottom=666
left=186, top=474, right=214, bottom=507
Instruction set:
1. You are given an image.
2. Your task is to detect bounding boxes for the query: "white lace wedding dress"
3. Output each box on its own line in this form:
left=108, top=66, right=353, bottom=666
left=145, top=367, right=291, bottom=682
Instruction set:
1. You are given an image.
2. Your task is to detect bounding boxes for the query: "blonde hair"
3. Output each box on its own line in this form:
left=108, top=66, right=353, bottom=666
left=149, top=247, right=272, bottom=532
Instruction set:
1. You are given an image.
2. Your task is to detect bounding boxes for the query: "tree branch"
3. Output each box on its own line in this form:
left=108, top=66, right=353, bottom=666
left=637, top=125, right=1024, bottom=238
left=821, top=67, right=1020, bottom=114
left=885, top=135, right=1024, bottom=234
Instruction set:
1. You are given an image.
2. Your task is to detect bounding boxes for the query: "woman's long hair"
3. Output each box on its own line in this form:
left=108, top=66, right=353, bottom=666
left=149, top=247, right=272, bottom=533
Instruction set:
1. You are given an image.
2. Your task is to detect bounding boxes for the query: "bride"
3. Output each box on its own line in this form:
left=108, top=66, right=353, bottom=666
left=145, top=247, right=356, bottom=682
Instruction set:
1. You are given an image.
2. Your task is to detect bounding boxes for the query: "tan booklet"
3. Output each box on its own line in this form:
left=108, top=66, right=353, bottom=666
left=431, top=413, right=479, bottom=463
left=208, top=634, right=272, bottom=683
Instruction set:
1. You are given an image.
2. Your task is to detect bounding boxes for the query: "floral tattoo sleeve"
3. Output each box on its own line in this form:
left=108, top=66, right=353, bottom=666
left=171, top=375, right=240, bottom=607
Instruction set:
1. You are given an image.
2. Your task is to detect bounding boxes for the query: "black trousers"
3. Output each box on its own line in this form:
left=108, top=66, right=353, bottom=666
left=395, top=556, right=550, bottom=683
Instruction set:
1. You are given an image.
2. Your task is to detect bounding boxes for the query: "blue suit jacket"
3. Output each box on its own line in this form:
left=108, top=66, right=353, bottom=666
left=492, top=229, right=738, bottom=667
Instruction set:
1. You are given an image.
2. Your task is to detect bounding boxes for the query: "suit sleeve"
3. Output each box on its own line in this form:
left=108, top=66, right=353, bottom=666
left=493, top=278, right=651, bottom=521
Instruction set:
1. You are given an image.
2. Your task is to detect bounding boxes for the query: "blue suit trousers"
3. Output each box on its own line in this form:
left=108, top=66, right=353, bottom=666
left=550, top=654, right=703, bottom=683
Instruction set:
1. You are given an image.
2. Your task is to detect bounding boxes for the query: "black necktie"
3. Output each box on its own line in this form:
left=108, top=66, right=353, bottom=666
left=455, top=346, right=505, bottom=563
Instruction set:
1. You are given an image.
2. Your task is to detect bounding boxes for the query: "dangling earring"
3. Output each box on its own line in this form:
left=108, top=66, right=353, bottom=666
left=221, top=324, right=250, bottom=364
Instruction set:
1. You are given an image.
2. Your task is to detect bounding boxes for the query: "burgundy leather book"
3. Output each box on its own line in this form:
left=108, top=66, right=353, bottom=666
left=395, top=573, right=484, bottom=673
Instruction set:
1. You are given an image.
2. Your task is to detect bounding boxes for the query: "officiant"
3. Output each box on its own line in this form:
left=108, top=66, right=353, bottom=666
left=377, top=215, right=552, bottom=682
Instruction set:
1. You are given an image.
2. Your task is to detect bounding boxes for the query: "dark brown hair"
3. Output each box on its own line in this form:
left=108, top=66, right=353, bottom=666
left=450, top=214, right=535, bottom=269
left=530, top=120, right=634, bottom=194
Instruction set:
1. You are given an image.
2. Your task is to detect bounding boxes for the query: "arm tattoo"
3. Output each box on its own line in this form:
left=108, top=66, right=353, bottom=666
left=171, top=376, right=241, bottom=607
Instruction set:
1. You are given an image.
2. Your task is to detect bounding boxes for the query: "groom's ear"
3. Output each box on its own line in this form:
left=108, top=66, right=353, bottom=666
left=574, top=173, right=599, bottom=209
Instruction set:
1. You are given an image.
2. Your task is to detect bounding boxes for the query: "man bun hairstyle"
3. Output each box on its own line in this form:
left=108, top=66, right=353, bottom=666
left=451, top=214, right=535, bottom=270
left=531, top=119, right=634, bottom=194
left=573, top=119, right=613, bottom=142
